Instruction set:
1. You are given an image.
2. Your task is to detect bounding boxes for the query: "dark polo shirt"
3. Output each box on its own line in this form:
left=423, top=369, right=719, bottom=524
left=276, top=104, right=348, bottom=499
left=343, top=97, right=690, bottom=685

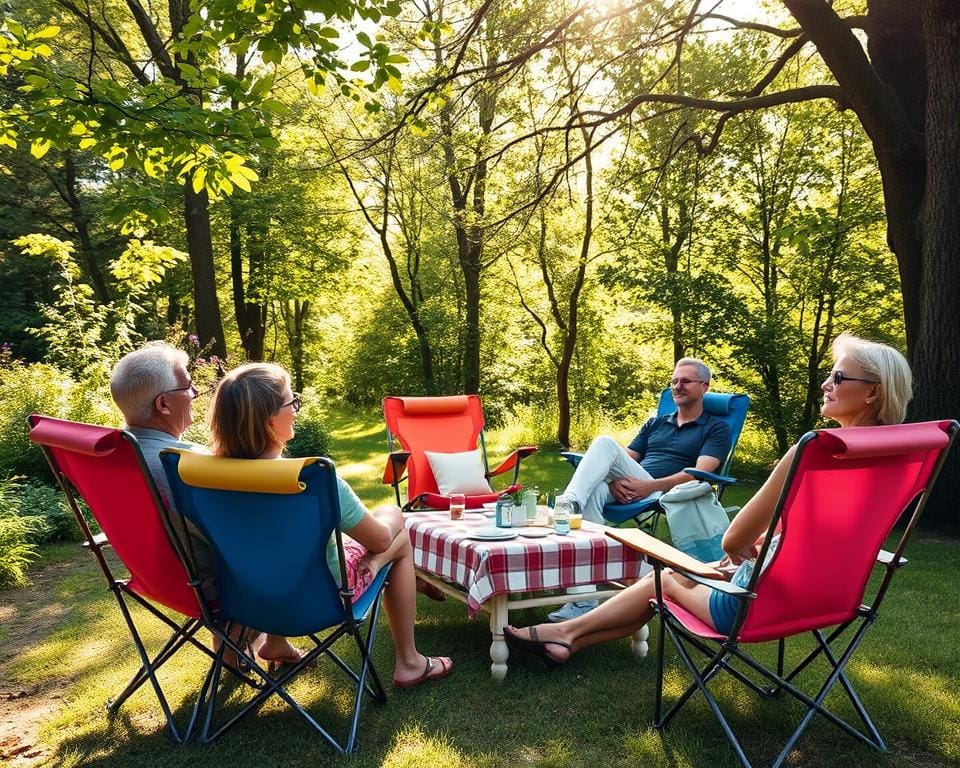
left=626, top=411, right=730, bottom=479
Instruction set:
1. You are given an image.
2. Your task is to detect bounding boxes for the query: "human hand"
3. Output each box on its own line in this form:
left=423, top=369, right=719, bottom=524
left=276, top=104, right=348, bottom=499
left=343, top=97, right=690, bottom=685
left=609, top=478, right=633, bottom=502
left=715, top=555, right=739, bottom=577
left=610, top=477, right=657, bottom=503
left=726, top=544, right=759, bottom=565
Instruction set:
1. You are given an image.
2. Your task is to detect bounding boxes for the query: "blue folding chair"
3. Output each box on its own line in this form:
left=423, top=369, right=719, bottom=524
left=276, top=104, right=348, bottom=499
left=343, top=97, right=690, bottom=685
left=160, top=449, right=392, bottom=753
left=561, top=390, right=750, bottom=529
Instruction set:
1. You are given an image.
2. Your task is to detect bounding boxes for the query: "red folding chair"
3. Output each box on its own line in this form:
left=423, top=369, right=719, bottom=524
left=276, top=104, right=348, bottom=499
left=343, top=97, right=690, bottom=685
left=610, top=419, right=958, bottom=768
left=382, top=395, right=537, bottom=510
left=27, top=414, right=220, bottom=743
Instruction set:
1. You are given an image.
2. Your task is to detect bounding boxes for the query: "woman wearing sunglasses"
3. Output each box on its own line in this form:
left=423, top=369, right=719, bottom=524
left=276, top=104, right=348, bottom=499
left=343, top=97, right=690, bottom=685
left=209, top=363, right=452, bottom=688
left=503, top=333, right=913, bottom=669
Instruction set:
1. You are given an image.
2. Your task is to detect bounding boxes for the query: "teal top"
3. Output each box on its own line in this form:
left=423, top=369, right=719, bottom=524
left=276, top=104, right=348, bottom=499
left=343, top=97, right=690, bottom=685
left=328, top=475, right=368, bottom=584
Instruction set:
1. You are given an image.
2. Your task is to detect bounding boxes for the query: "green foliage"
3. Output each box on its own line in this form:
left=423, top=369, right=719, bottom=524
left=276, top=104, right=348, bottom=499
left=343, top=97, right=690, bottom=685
left=1, top=0, right=407, bottom=216
left=15, top=234, right=125, bottom=373
left=286, top=394, right=332, bottom=458
left=16, top=479, right=79, bottom=543
left=13, top=233, right=188, bottom=375
left=0, top=474, right=45, bottom=587
left=0, top=354, right=116, bottom=478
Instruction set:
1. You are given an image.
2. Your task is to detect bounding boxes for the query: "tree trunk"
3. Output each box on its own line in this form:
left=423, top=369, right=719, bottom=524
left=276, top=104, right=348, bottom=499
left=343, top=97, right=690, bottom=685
left=910, top=1, right=960, bottom=529
left=61, top=152, right=110, bottom=303
left=183, top=185, right=226, bottom=357
left=784, top=0, right=960, bottom=528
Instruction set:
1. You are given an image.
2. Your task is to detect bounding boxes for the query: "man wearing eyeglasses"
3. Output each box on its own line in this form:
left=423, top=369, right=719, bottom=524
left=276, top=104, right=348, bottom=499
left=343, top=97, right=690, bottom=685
left=107, top=342, right=256, bottom=654
left=548, top=357, right=731, bottom=621
left=109, top=343, right=222, bottom=596
left=110, top=341, right=204, bottom=509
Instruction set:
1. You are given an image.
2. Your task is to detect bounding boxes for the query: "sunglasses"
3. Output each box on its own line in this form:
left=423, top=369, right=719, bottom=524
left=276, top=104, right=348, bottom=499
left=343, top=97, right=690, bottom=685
left=826, top=371, right=878, bottom=386
left=282, top=393, right=302, bottom=413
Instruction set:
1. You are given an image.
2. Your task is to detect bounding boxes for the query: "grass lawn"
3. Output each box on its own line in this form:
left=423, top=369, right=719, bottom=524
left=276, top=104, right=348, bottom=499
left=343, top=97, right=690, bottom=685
left=2, top=405, right=959, bottom=767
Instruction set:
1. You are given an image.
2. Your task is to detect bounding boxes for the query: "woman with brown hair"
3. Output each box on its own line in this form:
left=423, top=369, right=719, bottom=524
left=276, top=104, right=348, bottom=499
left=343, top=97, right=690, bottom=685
left=209, top=362, right=452, bottom=688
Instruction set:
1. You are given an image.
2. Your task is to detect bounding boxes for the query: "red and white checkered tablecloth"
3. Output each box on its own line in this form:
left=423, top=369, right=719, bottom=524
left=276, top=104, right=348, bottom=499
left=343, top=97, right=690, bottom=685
left=404, top=511, right=647, bottom=616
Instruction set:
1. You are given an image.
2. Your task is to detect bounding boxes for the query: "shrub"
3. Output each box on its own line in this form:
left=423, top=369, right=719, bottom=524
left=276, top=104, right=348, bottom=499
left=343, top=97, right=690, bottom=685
left=286, top=394, right=332, bottom=458
left=17, top=480, right=79, bottom=543
left=0, top=357, right=117, bottom=479
left=0, top=475, right=46, bottom=587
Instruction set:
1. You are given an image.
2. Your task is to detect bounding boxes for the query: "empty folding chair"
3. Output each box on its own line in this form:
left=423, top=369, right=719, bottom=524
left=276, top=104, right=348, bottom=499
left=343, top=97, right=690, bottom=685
left=383, top=394, right=538, bottom=510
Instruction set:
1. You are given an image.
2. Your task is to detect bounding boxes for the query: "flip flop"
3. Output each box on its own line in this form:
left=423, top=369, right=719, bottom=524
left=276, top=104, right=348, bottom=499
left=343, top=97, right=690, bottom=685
left=393, top=656, right=454, bottom=689
left=503, top=625, right=570, bottom=670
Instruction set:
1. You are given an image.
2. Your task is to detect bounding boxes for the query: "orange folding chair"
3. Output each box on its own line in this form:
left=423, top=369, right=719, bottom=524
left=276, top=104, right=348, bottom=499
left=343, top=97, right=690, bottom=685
left=382, top=395, right=537, bottom=510
left=610, top=419, right=958, bottom=768
left=27, top=414, right=222, bottom=743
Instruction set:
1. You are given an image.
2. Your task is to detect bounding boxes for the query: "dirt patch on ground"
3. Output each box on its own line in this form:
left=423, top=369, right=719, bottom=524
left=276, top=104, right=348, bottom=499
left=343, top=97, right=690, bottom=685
left=0, top=557, right=77, bottom=767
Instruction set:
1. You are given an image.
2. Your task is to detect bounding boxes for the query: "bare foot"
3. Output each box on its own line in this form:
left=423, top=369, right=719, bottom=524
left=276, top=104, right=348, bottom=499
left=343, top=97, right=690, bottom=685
left=258, top=636, right=307, bottom=664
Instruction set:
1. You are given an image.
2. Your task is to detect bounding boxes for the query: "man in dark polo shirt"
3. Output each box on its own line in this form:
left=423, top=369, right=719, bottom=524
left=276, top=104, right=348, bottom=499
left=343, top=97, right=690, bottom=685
left=549, top=357, right=730, bottom=621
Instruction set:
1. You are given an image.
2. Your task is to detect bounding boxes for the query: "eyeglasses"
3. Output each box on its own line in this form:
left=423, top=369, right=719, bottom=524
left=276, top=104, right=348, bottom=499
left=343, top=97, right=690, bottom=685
left=282, top=393, right=302, bottom=413
left=670, top=378, right=705, bottom=388
left=826, top=370, right=878, bottom=387
left=159, top=382, right=198, bottom=399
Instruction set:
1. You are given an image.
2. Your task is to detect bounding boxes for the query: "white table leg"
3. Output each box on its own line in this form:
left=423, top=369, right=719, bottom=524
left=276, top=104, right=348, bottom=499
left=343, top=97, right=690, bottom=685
left=488, top=595, right=509, bottom=680
left=631, top=623, right=649, bottom=657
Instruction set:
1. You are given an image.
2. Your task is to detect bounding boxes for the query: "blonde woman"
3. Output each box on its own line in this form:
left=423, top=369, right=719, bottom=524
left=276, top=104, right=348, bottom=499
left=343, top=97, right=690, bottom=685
left=209, top=363, right=452, bottom=688
left=504, top=334, right=913, bottom=668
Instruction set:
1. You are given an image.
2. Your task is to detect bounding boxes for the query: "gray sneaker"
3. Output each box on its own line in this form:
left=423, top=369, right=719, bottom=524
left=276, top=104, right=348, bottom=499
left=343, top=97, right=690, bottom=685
left=547, top=600, right=599, bottom=622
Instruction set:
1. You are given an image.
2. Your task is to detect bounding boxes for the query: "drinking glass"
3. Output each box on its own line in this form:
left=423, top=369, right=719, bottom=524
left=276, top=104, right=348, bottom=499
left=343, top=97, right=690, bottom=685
left=449, top=493, right=465, bottom=520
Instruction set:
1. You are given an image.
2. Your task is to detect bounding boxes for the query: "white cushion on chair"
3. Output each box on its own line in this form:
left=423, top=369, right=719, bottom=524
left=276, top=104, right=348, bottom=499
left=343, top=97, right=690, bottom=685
left=424, top=449, right=492, bottom=495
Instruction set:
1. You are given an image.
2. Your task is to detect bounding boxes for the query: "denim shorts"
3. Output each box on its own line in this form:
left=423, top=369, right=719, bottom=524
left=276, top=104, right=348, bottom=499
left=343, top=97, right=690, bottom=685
left=708, top=560, right=753, bottom=635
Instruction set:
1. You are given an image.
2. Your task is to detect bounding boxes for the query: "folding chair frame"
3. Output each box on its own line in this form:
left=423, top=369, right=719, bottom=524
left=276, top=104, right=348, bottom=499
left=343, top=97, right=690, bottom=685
left=621, top=420, right=957, bottom=768
left=28, top=418, right=225, bottom=743
left=161, top=450, right=392, bottom=753
left=192, top=568, right=392, bottom=751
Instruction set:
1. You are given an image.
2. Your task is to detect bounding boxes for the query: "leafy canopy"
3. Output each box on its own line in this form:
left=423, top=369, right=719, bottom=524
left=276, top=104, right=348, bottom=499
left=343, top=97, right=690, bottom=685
left=0, top=0, right=404, bottom=211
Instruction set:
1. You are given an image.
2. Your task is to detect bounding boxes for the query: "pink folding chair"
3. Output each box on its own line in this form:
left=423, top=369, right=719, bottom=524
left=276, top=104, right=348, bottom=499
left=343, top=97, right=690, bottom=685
left=28, top=414, right=218, bottom=743
left=382, top=395, right=537, bottom=510
left=610, top=419, right=958, bottom=768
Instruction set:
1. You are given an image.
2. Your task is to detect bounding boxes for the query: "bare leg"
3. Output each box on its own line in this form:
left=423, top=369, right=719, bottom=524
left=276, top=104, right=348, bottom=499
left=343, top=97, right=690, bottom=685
left=507, top=571, right=714, bottom=665
left=365, top=506, right=451, bottom=684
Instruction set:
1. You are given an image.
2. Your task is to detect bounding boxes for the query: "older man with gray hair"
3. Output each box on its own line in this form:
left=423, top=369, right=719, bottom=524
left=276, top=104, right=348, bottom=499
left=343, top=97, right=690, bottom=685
left=549, top=357, right=731, bottom=621
left=110, top=342, right=202, bottom=505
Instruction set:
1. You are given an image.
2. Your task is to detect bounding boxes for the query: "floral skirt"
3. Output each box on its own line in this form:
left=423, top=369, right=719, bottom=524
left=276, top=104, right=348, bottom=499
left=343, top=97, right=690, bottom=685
left=342, top=536, right=374, bottom=600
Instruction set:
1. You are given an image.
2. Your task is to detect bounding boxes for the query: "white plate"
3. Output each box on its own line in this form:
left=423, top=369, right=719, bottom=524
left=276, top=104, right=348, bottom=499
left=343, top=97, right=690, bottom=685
left=468, top=528, right=519, bottom=541
left=481, top=502, right=498, bottom=511
left=518, top=527, right=553, bottom=538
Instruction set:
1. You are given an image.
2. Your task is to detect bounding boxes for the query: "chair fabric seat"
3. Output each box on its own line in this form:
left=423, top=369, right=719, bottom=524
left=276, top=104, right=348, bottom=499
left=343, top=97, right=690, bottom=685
left=28, top=414, right=212, bottom=743
left=160, top=449, right=391, bottom=752
left=624, top=419, right=958, bottom=768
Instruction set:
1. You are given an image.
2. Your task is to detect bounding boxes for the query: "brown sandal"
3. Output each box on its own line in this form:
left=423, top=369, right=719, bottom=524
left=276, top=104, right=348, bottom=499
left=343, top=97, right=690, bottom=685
left=392, top=656, right=453, bottom=689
